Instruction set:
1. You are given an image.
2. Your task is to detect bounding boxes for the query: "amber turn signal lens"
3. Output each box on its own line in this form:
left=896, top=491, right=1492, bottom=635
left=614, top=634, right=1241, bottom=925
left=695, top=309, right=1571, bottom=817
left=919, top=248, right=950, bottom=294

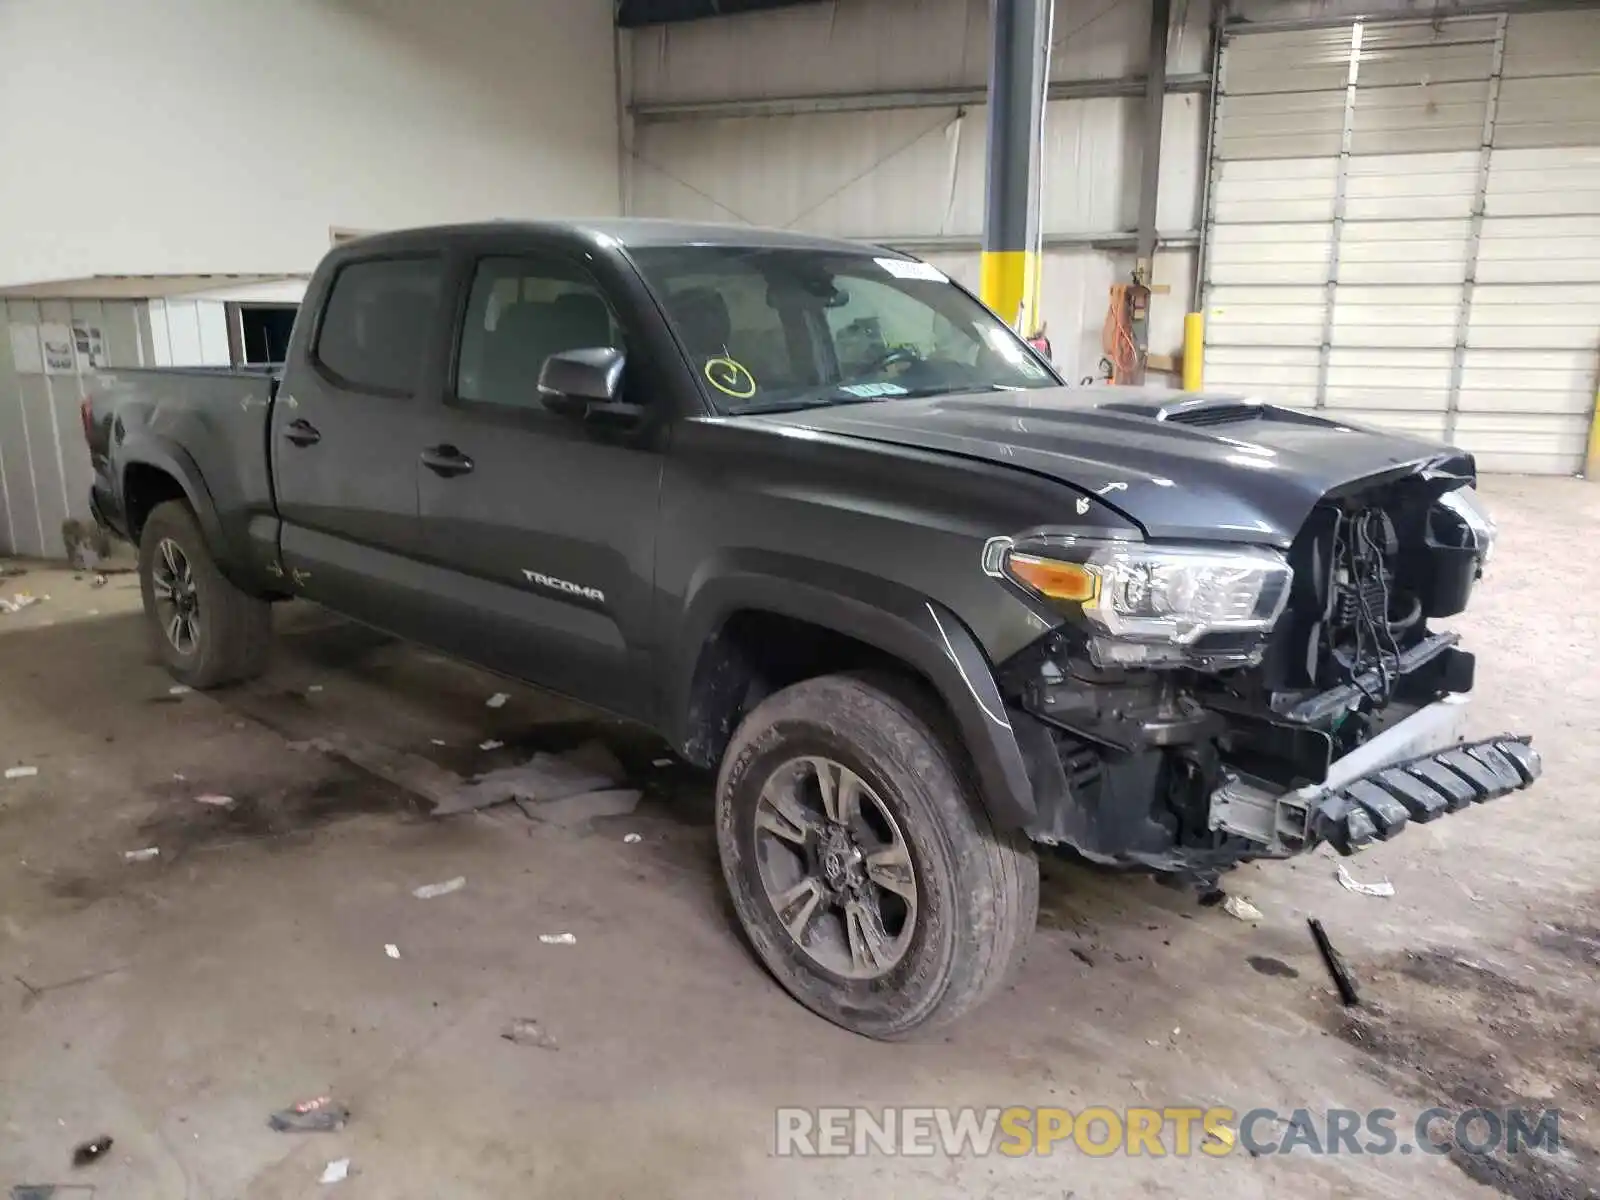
left=1006, top=553, right=1098, bottom=603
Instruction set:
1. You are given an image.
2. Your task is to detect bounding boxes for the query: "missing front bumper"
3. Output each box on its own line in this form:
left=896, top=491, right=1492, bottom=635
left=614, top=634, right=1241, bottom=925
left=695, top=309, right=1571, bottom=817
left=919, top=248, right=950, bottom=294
left=1210, top=695, right=1541, bottom=857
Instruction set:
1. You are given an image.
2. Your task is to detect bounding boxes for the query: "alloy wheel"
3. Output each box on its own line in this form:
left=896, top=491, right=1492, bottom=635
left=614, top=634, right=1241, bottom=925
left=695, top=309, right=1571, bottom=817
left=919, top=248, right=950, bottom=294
left=753, top=755, right=919, bottom=980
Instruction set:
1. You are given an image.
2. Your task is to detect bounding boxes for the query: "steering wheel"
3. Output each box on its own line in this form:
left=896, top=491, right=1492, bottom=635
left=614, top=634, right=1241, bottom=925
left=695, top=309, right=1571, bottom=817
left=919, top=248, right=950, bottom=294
left=860, top=345, right=921, bottom=375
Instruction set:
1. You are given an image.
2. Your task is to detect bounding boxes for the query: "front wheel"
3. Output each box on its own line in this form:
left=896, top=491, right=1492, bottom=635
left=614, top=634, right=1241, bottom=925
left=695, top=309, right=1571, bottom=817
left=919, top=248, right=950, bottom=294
left=716, top=673, right=1039, bottom=1040
left=138, top=500, right=272, bottom=689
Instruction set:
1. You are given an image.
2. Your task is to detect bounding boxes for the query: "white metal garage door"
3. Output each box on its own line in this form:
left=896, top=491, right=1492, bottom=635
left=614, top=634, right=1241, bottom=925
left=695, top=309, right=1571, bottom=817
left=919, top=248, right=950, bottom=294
left=1202, top=9, right=1600, bottom=474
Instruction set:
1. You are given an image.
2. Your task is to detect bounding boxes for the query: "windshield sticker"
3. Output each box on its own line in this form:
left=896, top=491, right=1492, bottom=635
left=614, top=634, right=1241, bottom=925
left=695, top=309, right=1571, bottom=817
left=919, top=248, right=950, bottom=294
left=874, top=257, right=948, bottom=283
left=704, top=356, right=757, bottom=399
left=839, top=382, right=908, bottom=399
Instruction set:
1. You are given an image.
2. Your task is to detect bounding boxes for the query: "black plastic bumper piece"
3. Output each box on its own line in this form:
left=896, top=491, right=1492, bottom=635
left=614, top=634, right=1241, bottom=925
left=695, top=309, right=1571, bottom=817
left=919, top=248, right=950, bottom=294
left=1309, top=734, right=1540, bottom=856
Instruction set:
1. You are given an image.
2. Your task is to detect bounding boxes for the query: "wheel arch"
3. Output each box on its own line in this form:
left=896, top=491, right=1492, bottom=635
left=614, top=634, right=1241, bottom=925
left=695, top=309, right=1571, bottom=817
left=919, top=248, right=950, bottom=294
left=666, top=552, right=1037, bottom=830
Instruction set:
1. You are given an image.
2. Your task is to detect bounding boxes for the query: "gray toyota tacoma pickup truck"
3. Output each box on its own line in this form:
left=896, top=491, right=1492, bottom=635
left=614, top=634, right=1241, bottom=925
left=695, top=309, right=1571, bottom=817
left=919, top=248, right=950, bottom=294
left=84, top=220, right=1539, bottom=1039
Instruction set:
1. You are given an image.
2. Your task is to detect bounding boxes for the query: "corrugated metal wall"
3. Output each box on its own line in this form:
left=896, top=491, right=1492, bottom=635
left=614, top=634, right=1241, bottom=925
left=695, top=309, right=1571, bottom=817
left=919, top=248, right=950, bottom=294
left=0, top=299, right=151, bottom=557
left=625, top=0, right=1212, bottom=384
left=1204, top=8, right=1600, bottom=474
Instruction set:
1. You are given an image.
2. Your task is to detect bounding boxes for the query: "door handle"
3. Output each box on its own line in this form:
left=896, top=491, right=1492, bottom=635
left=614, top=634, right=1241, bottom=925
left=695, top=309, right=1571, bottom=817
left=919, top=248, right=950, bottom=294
left=283, top=418, right=321, bottom=447
left=421, top=444, right=474, bottom=477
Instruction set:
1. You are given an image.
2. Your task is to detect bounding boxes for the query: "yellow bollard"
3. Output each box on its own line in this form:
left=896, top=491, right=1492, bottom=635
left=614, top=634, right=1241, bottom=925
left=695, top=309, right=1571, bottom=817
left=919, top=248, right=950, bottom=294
left=1182, top=312, right=1205, bottom=392
left=1587, top=386, right=1600, bottom=479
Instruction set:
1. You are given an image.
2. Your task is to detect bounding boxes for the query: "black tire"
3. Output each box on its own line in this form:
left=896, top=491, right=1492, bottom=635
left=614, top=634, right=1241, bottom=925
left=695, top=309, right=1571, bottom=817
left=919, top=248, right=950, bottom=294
left=716, top=672, right=1039, bottom=1040
left=138, top=500, right=272, bottom=689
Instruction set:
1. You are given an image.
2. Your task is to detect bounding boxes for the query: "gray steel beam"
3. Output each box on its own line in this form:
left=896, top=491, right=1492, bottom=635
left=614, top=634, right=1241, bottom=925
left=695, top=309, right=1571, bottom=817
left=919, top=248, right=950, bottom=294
left=631, top=72, right=1210, bottom=122
left=1445, top=12, right=1508, bottom=443
left=878, top=230, right=1203, bottom=253
left=1221, top=0, right=1590, bottom=36
left=1129, top=0, right=1173, bottom=380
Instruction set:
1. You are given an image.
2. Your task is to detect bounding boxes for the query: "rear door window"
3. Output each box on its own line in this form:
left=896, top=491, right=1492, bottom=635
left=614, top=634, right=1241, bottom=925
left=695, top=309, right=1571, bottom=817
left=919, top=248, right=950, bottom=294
left=455, top=255, right=623, bottom=409
left=314, top=257, right=443, bottom=395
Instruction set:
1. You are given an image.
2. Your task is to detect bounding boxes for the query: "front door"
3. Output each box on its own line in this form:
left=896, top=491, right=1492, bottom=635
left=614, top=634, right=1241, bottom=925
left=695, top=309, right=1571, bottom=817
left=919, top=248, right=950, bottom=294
left=415, top=252, right=664, bottom=719
left=272, top=253, right=446, bottom=639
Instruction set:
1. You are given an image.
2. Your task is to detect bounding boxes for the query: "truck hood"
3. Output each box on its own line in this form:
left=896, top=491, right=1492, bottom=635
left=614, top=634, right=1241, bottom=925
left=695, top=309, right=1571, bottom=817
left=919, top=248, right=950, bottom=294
left=745, top=387, right=1473, bottom=548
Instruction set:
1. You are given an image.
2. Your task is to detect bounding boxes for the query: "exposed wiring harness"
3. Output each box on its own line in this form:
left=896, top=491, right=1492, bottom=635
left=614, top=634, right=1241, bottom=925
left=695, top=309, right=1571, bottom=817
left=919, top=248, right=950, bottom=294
left=1332, top=509, right=1410, bottom=707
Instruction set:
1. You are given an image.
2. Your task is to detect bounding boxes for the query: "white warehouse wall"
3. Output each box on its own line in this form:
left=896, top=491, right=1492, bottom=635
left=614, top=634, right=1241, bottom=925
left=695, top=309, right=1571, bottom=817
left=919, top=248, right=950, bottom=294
left=624, top=0, right=1213, bottom=384
left=0, top=0, right=620, bottom=288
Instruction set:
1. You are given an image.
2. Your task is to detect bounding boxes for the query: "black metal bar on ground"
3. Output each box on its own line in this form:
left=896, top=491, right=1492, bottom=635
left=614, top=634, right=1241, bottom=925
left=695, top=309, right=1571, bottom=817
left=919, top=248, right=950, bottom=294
left=1308, top=918, right=1362, bottom=1007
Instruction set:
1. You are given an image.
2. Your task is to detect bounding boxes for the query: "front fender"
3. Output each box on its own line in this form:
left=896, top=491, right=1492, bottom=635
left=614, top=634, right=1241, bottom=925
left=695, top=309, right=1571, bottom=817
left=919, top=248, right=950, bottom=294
left=667, top=550, right=1037, bottom=829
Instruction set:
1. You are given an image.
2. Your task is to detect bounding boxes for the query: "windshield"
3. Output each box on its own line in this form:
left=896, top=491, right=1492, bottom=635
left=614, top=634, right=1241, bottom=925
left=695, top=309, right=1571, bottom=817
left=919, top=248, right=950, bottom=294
left=628, top=246, right=1059, bottom=414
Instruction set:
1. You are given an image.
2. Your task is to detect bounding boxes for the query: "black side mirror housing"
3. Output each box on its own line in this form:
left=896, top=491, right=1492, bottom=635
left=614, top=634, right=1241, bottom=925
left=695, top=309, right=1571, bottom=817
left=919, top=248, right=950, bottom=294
left=538, top=347, right=639, bottom=422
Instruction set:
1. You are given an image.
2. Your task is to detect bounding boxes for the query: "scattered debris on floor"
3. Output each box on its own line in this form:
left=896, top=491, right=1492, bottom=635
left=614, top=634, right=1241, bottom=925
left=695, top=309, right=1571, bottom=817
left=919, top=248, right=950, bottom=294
left=518, top=787, right=642, bottom=828
left=122, top=848, right=159, bottom=863
left=0, top=562, right=26, bottom=578
left=5, top=765, right=39, bottom=780
left=412, top=876, right=466, bottom=899
left=1071, top=947, right=1094, bottom=967
left=89, top=574, right=107, bottom=589
left=486, top=692, right=509, bottom=709
left=307, top=684, right=324, bottom=693
left=267, top=1097, right=350, bottom=1133
left=478, top=739, right=504, bottom=751
left=430, top=739, right=447, bottom=746
left=0, top=592, right=41, bottom=614
left=1206, top=1122, right=1236, bottom=1151
left=1335, top=862, right=1396, bottom=898
left=502, top=1017, right=559, bottom=1050
left=560, top=739, right=627, bottom=780
left=11, top=1184, right=97, bottom=1199
left=623, top=833, right=642, bottom=844
left=1307, top=918, right=1361, bottom=1007
left=538, top=932, right=577, bottom=945
left=319, top=1158, right=350, bottom=1185
left=1222, top=895, right=1263, bottom=922
left=384, top=944, right=401, bottom=959
left=167, top=685, right=191, bottom=696
left=194, top=794, right=234, bottom=807
left=651, top=757, right=672, bottom=768
left=433, top=749, right=622, bottom=817
left=69, top=1138, right=112, bottom=1168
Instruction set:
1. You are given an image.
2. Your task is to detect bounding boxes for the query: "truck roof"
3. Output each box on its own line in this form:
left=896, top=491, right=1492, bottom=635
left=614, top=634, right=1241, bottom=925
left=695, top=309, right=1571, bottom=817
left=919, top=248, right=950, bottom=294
left=339, top=219, right=907, bottom=259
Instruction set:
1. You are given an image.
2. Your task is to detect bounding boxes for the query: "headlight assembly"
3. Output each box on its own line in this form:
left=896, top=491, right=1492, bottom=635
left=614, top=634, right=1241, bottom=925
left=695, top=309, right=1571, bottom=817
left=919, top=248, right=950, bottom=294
left=1438, top=485, right=1495, bottom=567
left=984, top=535, right=1294, bottom=669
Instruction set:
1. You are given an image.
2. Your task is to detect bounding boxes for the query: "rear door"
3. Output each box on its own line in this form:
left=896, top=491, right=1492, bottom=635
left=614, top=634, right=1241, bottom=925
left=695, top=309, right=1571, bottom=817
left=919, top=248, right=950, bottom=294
left=272, top=254, right=445, bottom=636
left=415, top=249, right=666, bottom=719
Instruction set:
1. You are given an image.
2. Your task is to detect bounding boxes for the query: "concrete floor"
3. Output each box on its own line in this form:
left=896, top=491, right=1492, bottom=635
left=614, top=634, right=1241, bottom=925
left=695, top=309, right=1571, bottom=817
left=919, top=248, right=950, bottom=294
left=0, top=476, right=1596, bottom=1199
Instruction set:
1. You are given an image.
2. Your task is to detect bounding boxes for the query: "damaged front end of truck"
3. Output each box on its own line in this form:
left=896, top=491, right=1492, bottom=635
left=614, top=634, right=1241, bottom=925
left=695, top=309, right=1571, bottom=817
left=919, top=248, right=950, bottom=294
left=990, top=434, right=1540, bottom=884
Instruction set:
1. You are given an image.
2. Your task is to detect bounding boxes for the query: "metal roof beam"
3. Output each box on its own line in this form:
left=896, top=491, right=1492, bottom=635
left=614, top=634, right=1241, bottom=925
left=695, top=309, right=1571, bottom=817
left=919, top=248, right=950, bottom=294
left=873, top=230, right=1203, bottom=253
left=632, top=72, right=1211, bottom=122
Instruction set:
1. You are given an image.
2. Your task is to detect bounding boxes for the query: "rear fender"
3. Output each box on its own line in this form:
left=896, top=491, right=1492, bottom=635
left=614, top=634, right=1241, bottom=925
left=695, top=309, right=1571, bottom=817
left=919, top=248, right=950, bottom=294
left=120, top=436, right=228, bottom=560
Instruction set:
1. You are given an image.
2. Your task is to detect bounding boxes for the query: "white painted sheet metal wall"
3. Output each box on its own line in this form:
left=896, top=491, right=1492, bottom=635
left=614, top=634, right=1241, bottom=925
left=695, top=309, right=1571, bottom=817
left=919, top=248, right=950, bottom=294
left=627, top=0, right=1211, bottom=382
left=0, top=300, right=150, bottom=557
left=1204, top=10, right=1600, bottom=475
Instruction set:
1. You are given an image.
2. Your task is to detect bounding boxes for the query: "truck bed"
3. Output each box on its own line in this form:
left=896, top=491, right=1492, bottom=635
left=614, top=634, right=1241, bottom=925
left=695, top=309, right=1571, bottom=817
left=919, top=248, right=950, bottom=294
left=88, top=366, right=283, bottom=590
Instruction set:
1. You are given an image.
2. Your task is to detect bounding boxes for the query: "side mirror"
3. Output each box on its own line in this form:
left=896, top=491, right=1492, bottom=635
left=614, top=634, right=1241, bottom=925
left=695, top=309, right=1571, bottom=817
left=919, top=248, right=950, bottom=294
left=538, top=347, right=637, bottom=421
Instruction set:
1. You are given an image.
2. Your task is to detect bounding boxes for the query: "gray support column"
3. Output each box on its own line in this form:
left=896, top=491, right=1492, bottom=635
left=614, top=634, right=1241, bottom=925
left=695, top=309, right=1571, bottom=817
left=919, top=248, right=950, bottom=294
left=1130, top=0, right=1173, bottom=379
left=981, top=0, right=1050, bottom=330
left=1315, top=21, right=1364, bottom=409
left=1446, top=12, right=1507, bottom=444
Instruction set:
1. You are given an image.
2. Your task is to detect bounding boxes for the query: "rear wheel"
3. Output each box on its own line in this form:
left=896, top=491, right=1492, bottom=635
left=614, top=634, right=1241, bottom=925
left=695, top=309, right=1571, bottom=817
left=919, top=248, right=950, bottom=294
left=716, top=673, right=1038, bottom=1039
left=138, top=500, right=271, bottom=688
